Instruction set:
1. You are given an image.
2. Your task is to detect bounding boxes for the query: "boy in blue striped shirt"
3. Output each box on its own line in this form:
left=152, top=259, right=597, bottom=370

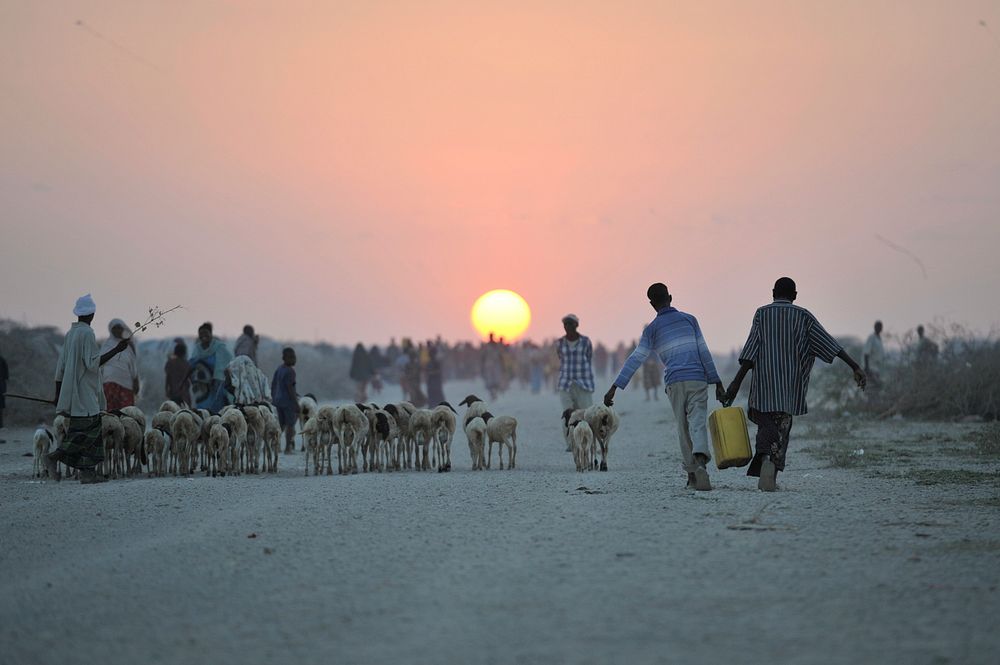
left=604, top=283, right=725, bottom=491
left=725, top=277, right=866, bottom=491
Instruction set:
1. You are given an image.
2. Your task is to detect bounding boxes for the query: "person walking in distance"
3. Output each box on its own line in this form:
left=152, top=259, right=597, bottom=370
left=863, top=320, right=885, bottom=390
left=557, top=314, right=595, bottom=413
left=604, top=283, right=725, bottom=491
left=271, top=347, right=300, bottom=454
left=725, top=278, right=866, bottom=491
left=233, top=325, right=259, bottom=365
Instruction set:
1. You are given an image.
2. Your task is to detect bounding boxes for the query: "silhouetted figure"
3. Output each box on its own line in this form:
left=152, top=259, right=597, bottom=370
left=481, top=333, right=505, bottom=400
left=863, top=320, right=885, bottom=388
left=164, top=341, right=193, bottom=407
left=725, top=278, right=866, bottom=492
left=604, top=284, right=723, bottom=490
left=915, top=325, right=939, bottom=367
left=426, top=343, right=446, bottom=405
left=234, top=324, right=259, bottom=365
left=349, top=343, right=375, bottom=402
left=271, top=347, right=300, bottom=454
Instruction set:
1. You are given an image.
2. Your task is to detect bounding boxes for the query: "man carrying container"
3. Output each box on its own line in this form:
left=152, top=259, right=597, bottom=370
left=725, top=277, right=866, bottom=491
left=604, top=283, right=725, bottom=491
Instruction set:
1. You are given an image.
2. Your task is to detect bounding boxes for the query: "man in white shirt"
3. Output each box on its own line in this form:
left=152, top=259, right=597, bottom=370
left=44, top=294, right=129, bottom=483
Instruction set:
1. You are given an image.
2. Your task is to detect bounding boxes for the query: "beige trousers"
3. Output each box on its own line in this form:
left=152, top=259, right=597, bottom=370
left=559, top=383, right=594, bottom=411
left=666, top=380, right=711, bottom=473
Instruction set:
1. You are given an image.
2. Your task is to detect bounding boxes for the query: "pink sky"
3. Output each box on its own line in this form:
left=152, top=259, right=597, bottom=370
left=2, top=1, right=998, bottom=351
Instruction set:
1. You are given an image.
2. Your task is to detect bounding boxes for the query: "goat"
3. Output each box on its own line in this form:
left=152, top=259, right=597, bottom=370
left=259, top=404, right=281, bottom=473
left=332, top=404, right=368, bottom=475
left=170, top=410, right=201, bottom=476
left=220, top=408, right=248, bottom=475
left=119, top=414, right=145, bottom=476
left=408, top=409, right=436, bottom=471
left=315, top=405, right=339, bottom=475
left=302, top=416, right=321, bottom=476
left=430, top=402, right=457, bottom=472
left=206, top=421, right=232, bottom=477
left=481, top=412, right=518, bottom=470
left=463, top=415, right=488, bottom=470
left=383, top=404, right=412, bottom=470
left=144, top=427, right=171, bottom=477
left=583, top=404, right=620, bottom=471
left=33, top=427, right=54, bottom=478
left=561, top=408, right=585, bottom=452
left=238, top=405, right=267, bottom=474
left=298, top=394, right=318, bottom=452
left=571, top=420, right=595, bottom=472
left=100, top=413, right=125, bottom=478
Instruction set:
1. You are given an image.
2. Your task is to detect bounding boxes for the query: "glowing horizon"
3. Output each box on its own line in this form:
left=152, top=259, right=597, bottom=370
left=1, top=2, right=998, bottom=351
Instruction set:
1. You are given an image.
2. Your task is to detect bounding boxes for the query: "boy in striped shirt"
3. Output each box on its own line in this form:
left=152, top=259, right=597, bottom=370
left=725, top=277, right=866, bottom=491
left=604, top=283, right=724, bottom=491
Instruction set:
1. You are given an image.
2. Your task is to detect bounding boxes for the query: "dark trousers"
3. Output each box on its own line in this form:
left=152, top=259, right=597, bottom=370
left=747, top=409, right=794, bottom=476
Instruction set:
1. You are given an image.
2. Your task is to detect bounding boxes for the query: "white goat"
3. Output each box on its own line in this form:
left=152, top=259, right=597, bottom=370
left=100, top=413, right=125, bottom=478
left=144, top=427, right=170, bottom=478
left=119, top=414, right=144, bottom=477
left=571, top=420, right=595, bottom=472
left=302, top=416, right=321, bottom=476
left=332, top=404, right=368, bottom=475
left=33, top=427, right=54, bottom=478
left=206, top=421, right=231, bottom=477
left=170, top=410, right=201, bottom=476
left=408, top=409, right=436, bottom=471
left=259, top=404, right=281, bottom=474
left=430, top=402, right=457, bottom=472
left=583, top=404, right=620, bottom=471
left=482, top=412, right=518, bottom=470
left=464, top=415, right=488, bottom=471
left=220, top=408, right=248, bottom=475
left=298, top=394, right=318, bottom=452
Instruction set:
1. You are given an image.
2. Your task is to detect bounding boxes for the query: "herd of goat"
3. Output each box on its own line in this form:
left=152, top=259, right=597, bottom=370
left=31, top=394, right=621, bottom=480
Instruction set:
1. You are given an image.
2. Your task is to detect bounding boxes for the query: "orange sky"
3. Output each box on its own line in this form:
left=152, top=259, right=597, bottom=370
left=2, top=1, right=999, bottom=351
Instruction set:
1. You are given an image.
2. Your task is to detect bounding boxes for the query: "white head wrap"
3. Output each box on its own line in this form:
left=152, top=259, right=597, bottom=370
left=562, top=313, right=579, bottom=325
left=73, top=294, right=96, bottom=317
left=108, top=318, right=131, bottom=339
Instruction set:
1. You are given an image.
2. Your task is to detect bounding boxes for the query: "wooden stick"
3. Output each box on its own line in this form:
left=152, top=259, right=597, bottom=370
left=3, top=393, right=55, bottom=405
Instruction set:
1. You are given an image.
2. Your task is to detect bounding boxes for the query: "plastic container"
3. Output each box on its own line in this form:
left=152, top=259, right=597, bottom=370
left=708, top=406, right=752, bottom=469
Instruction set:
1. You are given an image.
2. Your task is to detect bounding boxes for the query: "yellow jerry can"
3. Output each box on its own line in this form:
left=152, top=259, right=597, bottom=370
left=708, top=406, right=752, bottom=469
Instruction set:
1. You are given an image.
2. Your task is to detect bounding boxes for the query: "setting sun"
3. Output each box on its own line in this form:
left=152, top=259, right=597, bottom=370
left=470, top=290, right=532, bottom=342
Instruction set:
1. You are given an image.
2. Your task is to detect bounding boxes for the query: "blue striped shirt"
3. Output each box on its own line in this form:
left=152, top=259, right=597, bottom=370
left=614, top=307, right=721, bottom=389
left=738, top=300, right=843, bottom=416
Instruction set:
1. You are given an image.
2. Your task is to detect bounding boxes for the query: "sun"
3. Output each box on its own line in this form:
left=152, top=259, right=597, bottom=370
left=471, top=290, right=532, bottom=342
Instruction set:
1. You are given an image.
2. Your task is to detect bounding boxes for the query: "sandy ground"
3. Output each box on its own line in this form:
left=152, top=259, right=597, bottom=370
left=1, top=380, right=998, bottom=665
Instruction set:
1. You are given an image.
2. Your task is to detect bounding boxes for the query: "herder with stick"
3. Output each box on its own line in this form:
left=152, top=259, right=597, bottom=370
left=44, top=294, right=130, bottom=483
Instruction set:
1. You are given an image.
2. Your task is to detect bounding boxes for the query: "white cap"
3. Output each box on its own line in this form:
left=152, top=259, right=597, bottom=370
left=562, top=313, right=579, bottom=324
left=73, top=294, right=96, bottom=317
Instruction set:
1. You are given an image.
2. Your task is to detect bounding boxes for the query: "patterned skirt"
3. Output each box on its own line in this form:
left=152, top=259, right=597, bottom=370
left=59, top=415, right=105, bottom=471
left=103, top=382, right=135, bottom=411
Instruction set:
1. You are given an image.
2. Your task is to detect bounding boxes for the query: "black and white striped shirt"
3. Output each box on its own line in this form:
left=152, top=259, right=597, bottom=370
left=738, top=300, right=843, bottom=416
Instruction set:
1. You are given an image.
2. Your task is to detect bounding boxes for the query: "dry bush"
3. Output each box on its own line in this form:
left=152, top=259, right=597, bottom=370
left=965, top=423, right=1000, bottom=458
left=810, top=324, right=1000, bottom=421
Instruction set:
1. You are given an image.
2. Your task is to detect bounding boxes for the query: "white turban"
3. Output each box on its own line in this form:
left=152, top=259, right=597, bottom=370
left=73, top=293, right=96, bottom=317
